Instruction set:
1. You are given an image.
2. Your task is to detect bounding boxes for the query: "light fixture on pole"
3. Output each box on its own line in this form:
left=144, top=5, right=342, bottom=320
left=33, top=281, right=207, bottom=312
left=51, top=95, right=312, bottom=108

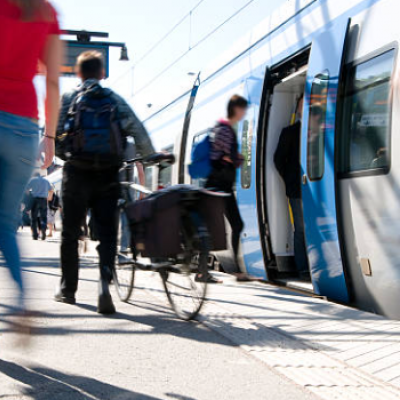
left=120, top=46, right=129, bottom=61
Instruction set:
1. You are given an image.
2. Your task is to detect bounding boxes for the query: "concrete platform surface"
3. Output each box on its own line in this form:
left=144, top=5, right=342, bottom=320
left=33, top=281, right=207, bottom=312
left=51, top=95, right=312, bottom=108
left=0, top=231, right=400, bottom=399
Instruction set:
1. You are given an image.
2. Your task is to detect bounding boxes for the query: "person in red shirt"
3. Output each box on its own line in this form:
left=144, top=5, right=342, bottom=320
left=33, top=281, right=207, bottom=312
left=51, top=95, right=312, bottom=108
left=0, top=0, right=62, bottom=321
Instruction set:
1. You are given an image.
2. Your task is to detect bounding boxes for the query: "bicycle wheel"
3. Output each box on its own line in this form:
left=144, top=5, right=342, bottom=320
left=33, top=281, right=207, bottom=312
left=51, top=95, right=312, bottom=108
left=113, top=258, right=135, bottom=302
left=161, top=217, right=209, bottom=321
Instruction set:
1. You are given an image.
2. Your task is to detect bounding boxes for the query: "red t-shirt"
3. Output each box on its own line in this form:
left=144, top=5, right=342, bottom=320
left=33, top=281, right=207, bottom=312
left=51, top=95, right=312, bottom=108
left=0, top=0, right=60, bottom=119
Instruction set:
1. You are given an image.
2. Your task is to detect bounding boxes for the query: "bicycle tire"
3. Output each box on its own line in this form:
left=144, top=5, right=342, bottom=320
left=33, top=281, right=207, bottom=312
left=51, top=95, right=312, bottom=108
left=161, top=217, right=209, bottom=321
left=113, top=259, right=135, bottom=302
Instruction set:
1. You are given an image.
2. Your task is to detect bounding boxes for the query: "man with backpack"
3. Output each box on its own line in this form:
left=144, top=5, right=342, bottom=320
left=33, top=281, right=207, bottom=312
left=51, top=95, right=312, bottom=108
left=55, top=51, right=154, bottom=314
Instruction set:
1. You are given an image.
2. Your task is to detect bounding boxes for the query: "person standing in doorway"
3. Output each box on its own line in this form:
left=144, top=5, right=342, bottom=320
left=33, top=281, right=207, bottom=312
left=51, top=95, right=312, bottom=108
left=27, top=172, right=53, bottom=240
left=274, top=94, right=310, bottom=279
left=0, top=0, right=62, bottom=322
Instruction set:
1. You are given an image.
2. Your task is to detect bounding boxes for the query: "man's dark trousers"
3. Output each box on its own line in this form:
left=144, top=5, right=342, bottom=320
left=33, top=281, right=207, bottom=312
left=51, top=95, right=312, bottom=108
left=60, top=163, right=120, bottom=296
left=31, top=198, right=48, bottom=239
left=288, top=197, right=308, bottom=275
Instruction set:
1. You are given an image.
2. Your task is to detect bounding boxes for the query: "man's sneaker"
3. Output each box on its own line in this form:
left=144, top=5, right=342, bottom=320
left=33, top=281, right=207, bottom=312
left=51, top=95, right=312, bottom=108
left=41, top=230, right=46, bottom=241
left=195, top=273, right=222, bottom=284
left=54, top=288, right=76, bottom=305
left=97, top=278, right=116, bottom=314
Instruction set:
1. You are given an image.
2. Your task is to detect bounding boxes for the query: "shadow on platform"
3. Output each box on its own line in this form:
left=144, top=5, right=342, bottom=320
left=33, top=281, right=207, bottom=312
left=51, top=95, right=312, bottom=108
left=0, top=359, right=166, bottom=400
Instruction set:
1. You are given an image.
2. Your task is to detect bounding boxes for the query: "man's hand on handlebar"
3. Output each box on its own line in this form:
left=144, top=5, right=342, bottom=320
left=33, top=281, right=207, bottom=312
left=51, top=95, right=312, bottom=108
left=143, top=152, right=175, bottom=167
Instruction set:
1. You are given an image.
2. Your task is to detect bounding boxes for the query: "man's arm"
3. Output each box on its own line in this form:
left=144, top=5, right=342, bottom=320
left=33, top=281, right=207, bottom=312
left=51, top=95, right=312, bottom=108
left=112, top=93, right=155, bottom=158
left=274, top=128, right=288, bottom=178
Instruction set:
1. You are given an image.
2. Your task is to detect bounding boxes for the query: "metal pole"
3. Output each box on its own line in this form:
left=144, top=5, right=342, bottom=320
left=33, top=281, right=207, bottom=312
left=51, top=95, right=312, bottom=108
left=178, top=72, right=201, bottom=184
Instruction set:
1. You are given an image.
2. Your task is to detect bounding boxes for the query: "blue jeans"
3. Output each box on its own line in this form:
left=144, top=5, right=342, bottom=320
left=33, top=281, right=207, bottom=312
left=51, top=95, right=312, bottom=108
left=289, top=198, right=309, bottom=275
left=0, top=111, right=39, bottom=296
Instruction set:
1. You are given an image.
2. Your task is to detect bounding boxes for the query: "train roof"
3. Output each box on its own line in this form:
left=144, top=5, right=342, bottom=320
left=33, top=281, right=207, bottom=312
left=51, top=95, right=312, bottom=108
left=144, top=0, right=316, bottom=122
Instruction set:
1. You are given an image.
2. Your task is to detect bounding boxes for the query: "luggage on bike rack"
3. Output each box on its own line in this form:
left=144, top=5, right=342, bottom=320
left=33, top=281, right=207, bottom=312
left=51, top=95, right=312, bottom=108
left=198, top=191, right=227, bottom=251
left=125, top=185, right=227, bottom=258
left=126, top=189, right=182, bottom=258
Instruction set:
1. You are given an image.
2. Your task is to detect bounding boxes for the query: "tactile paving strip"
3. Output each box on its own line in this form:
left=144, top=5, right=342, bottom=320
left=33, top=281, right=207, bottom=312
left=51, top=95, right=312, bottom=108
left=137, top=273, right=400, bottom=399
left=200, top=305, right=400, bottom=400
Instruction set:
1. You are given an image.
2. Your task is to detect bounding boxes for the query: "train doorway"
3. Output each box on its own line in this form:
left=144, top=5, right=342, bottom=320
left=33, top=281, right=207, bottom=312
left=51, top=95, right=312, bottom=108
left=257, top=49, right=313, bottom=291
left=258, top=19, right=351, bottom=302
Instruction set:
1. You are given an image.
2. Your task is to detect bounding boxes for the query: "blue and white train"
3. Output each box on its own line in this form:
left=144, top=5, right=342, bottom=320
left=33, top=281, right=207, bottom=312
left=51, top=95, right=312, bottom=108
left=143, top=0, right=400, bottom=319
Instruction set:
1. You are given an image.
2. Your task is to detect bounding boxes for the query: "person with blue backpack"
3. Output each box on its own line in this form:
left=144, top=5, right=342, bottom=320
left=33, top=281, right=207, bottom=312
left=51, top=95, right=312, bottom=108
left=55, top=51, right=154, bottom=314
left=191, top=95, right=248, bottom=283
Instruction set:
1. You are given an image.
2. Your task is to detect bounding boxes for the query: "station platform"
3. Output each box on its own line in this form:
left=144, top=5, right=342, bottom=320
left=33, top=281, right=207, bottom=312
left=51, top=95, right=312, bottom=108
left=1, top=231, right=400, bottom=399
left=201, top=277, right=400, bottom=399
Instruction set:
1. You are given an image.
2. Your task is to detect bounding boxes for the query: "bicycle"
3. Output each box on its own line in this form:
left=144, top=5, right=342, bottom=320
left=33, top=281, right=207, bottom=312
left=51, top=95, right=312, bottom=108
left=113, top=153, right=225, bottom=321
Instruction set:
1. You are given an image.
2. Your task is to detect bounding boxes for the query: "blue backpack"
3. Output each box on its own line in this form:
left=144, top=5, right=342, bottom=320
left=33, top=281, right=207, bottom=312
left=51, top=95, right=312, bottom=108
left=58, top=84, right=125, bottom=166
left=188, top=134, right=213, bottom=179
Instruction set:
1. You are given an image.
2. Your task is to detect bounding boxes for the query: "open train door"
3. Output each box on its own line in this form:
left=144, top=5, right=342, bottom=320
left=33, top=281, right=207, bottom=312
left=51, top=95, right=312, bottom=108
left=300, top=18, right=351, bottom=302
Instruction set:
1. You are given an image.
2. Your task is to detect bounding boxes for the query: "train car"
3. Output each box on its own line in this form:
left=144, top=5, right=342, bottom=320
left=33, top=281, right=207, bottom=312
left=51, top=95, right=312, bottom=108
left=144, top=0, right=400, bottom=319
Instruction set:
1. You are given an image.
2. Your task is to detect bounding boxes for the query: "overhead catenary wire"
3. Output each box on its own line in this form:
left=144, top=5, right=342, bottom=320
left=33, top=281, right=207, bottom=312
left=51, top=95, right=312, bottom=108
left=134, top=0, right=206, bottom=66
left=109, top=0, right=207, bottom=87
left=130, top=0, right=257, bottom=99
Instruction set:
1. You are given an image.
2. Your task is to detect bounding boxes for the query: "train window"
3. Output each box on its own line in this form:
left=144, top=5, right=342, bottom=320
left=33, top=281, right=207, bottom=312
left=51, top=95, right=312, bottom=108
left=144, top=166, right=154, bottom=190
left=241, top=114, right=254, bottom=189
left=339, top=49, right=395, bottom=175
left=307, top=72, right=328, bottom=181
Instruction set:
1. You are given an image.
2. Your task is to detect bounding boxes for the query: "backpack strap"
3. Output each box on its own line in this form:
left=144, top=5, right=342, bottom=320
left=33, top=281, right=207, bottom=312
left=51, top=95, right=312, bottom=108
left=67, top=82, right=106, bottom=114
left=66, top=87, right=87, bottom=132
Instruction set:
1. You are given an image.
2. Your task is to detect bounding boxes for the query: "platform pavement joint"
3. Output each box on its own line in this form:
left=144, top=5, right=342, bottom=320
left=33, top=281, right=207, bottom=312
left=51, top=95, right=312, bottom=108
left=192, top=279, right=400, bottom=400
left=9, top=232, right=400, bottom=400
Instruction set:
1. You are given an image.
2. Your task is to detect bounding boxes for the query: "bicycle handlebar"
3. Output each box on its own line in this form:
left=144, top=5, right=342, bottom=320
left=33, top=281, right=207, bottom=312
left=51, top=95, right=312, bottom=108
left=125, top=152, right=176, bottom=168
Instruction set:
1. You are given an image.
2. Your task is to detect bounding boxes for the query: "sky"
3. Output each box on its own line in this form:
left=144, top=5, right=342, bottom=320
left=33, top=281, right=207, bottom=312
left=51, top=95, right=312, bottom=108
left=42, top=0, right=289, bottom=120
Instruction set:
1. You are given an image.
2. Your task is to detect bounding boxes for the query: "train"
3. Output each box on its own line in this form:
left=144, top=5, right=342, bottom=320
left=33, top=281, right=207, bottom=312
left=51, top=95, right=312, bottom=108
left=142, top=0, right=400, bottom=319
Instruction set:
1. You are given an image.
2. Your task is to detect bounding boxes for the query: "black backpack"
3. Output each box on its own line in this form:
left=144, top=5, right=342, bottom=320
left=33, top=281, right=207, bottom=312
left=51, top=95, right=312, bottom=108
left=56, top=83, right=126, bottom=166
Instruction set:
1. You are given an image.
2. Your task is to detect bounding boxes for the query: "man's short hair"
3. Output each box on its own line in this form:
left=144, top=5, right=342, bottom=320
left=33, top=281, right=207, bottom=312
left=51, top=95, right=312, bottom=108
left=76, top=51, right=104, bottom=81
left=227, top=95, right=248, bottom=119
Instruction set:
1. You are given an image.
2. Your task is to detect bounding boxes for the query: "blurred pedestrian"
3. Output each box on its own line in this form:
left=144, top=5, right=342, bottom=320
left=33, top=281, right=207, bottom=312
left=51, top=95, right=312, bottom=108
left=47, top=188, right=61, bottom=237
left=55, top=51, right=154, bottom=314
left=118, top=137, right=145, bottom=264
left=0, top=0, right=62, bottom=322
left=202, top=95, right=248, bottom=283
left=21, top=189, right=34, bottom=229
left=27, top=172, right=53, bottom=240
